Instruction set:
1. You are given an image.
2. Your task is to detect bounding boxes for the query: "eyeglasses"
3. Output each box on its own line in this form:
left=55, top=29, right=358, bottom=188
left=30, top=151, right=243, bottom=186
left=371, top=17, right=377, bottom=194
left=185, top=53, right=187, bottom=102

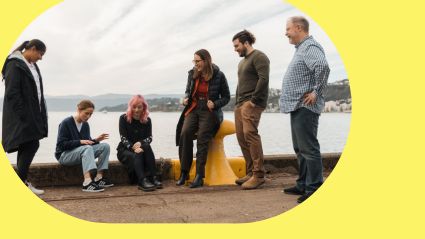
left=192, top=59, right=203, bottom=64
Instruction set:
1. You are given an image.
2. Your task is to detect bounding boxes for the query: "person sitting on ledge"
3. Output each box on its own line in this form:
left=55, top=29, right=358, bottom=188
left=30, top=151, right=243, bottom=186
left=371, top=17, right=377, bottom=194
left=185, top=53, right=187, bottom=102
left=55, top=99, right=113, bottom=193
left=175, top=49, right=230, bottom=188
left=117, top=95, right=162, bottom=192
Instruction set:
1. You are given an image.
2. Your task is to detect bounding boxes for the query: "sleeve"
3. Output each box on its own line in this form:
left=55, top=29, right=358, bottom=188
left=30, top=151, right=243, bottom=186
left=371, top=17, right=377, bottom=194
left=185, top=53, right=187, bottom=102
left=251, top=53, right=270, bottom=106
left=4, top=63, right=25, bottom=120
left=56, top=122, right=81, bottom=151
left=303, top=45, right=330, bottom=96
left=185, top=72, right=192, bottom=99
left=119, top=115, right=133, bottom=150
left=142, top=118, right=153, bottom=146
left=213, top=72, right=230, bottom=109
left=86, top=124, right=99, bottom=145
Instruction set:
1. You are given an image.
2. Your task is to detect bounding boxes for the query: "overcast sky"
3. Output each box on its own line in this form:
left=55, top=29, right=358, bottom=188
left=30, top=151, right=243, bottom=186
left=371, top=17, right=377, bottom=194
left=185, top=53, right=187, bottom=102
left=4, top=0, right=347, bottom=97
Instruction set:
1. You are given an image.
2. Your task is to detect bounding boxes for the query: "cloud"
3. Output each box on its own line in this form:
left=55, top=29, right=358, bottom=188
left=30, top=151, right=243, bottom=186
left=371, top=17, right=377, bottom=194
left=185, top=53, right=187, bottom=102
left=3, top=0, right=347, bottom=97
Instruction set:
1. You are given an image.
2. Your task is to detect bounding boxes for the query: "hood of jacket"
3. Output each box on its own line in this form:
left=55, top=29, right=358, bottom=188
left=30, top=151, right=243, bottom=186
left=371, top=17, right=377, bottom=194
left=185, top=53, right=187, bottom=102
left=2, top=51, right=30, bottom=79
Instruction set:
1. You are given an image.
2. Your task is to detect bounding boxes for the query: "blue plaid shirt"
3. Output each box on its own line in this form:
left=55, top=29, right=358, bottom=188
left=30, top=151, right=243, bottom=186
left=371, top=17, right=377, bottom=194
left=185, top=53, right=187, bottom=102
left=280, top=36, right=330, bottom=114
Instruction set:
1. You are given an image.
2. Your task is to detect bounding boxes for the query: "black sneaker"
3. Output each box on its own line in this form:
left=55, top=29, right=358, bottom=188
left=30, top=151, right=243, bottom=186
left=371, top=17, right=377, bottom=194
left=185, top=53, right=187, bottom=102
left=95, top=178, right=114, bottom=188
left=82, top=181, right=104, bottom=193
left=297, top=191, right=314, bottom=203
left=283, top=186, right=305, bottom=195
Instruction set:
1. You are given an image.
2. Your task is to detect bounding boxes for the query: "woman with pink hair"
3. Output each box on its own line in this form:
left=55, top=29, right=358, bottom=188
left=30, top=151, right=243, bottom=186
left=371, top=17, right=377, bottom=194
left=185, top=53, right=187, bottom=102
left=117, top=95, right=162, bottom=191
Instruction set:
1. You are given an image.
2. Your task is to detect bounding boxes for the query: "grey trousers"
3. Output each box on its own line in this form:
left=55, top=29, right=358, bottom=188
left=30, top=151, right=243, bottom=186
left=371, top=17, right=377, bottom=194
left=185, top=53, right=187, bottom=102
left=58, top=143, right=110, bottom=174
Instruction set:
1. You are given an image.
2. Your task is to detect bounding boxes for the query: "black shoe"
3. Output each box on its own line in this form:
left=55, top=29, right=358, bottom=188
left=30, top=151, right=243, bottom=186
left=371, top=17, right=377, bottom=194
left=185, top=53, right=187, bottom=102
left=176, top=171, right=189, bottom=186
left=283, top=186, right=305, bottom=195
left=150, top=176, right=163, bottom=189
left=297, top=191, right=314, bottom=203
left=82, top=181, right=104, bottom=193
left=95, top=177, right=114, bottom=188
left=189, top=174, right=204, bottom=188
left=138, top=178, right=156, bottom=192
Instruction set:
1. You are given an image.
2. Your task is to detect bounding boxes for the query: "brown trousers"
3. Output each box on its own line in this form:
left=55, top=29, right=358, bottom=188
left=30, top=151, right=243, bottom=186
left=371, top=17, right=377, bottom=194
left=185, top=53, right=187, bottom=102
left=179, top=107, right=216, bottom=177
left=234, top=101, right=265, bottom=177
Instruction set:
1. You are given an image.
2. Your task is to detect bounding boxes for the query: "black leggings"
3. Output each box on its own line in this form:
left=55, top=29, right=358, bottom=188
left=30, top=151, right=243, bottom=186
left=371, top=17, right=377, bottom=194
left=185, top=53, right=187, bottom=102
left=16, top=140, right=40, bottom=182
left=117, top=145, right=157, bottom=184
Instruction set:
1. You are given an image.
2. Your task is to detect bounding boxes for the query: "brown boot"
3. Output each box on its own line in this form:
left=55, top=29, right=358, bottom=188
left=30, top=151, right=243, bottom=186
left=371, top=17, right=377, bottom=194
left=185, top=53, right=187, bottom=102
left=241, top=176, right=265, bottom=190
left=235, top=173, right=253, bottom=185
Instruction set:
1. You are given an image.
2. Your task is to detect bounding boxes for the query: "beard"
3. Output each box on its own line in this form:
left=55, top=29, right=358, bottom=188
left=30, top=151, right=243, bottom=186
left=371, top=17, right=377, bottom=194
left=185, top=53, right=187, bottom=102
left=238, top=46, right=247, bottom=57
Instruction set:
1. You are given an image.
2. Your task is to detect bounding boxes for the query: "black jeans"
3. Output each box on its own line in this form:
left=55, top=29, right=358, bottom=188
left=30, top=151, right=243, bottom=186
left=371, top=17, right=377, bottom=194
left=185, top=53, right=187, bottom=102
left=290, top=107, right=323, bottom=193
left=117, top=145, right=157, bottom=185
left=179, top=106, right=216, bottom=178
left=16, top=140, right=40, bottom=182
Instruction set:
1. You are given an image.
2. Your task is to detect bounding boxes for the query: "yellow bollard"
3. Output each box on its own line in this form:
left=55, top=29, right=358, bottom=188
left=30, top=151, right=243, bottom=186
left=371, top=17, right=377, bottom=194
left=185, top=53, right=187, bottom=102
left=204, top=120, right=240, bottom=185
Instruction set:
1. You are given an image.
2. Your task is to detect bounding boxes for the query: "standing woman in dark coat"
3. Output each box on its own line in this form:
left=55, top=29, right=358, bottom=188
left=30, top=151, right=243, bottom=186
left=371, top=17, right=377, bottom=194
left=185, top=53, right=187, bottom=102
left=175, top=49, right=230, bottom=188
left=117, top=95, right=162, bottom=192
left=1, top=39, right=48, bottom=195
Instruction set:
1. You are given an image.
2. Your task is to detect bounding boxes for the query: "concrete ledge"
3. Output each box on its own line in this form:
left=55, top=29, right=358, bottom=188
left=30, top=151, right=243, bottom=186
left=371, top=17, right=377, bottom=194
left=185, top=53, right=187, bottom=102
left=16, top=153, right=341, bottom=187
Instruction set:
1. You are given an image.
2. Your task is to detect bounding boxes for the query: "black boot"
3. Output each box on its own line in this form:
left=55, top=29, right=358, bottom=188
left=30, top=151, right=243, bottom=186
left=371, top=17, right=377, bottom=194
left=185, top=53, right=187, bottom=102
left=138, top=178, right=156, bottom=192
left=176, top=171, right=188, bottom=186
left=189, top=174, right=204, bottom=188
left=149, top=176, right=163, bottom=189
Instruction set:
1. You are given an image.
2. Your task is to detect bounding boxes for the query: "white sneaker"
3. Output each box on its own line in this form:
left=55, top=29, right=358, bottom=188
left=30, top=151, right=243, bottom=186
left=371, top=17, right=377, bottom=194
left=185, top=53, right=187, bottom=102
left=26, top=181, right=45, bottom=195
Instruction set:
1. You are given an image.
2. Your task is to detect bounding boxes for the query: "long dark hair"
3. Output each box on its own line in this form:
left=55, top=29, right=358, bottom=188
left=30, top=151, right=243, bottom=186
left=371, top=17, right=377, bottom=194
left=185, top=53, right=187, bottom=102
left=13, top=39, right=46, bottom=54
left=193, top=49, right=213, bottom=81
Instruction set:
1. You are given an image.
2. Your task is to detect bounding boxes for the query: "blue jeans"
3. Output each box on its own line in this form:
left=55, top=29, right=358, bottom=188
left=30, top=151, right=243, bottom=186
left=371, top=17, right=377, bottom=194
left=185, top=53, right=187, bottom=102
left=290, top=107, right=323, bottom=193
left=58, top=143, right=110, bottom=173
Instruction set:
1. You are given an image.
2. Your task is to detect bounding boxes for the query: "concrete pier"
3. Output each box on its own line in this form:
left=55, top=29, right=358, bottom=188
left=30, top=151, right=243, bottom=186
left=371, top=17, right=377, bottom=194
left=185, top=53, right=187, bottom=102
left=16, top=153, right=341, bottom=187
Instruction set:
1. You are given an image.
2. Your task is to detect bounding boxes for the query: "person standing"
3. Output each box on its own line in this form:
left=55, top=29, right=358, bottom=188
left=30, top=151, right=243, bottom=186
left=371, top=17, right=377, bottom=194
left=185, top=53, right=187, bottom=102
left=280, top=16, right=330, bottom=203
left=175, top=49, right=230, bottom=188
left=1, top=39, right=48, bottom=195
left=232, top=30, right=270, bottom=190
left=117, top=95, right=162, bottom=192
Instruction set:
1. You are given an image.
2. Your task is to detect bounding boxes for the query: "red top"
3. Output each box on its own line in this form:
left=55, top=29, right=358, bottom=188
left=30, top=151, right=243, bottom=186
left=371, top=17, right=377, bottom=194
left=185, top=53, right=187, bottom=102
left=185, top=77, right=210, bottom=116
left=196, top=79, right=208, bottom=99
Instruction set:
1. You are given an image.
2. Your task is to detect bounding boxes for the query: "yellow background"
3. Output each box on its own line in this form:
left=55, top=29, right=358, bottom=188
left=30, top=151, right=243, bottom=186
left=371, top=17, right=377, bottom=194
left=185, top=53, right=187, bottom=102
left=1, top=0, right=424, bottom=238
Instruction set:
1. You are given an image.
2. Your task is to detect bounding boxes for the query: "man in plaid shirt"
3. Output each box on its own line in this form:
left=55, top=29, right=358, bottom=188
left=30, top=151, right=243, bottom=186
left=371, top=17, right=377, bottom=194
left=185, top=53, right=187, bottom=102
left=280, top=16, right=330, bottom=203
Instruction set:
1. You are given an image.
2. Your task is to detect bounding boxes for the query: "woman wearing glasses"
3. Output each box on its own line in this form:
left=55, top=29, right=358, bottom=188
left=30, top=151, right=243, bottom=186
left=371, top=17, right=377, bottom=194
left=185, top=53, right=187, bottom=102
left=175, top=49, right=230, bottom=188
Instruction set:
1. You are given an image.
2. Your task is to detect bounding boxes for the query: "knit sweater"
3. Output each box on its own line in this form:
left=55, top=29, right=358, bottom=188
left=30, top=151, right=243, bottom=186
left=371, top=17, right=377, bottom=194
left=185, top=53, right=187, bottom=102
left=55, top=116, right=97, bottom=159
left=236, top=49, right=270, bottom=108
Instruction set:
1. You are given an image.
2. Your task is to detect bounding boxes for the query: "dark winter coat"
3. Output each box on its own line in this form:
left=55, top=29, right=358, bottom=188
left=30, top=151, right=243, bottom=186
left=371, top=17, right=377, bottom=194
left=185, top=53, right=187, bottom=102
left=117, top=114, right=153, bottom=152
left=175, top=64, right=230, bottom=146
left=1, top=51, right=48, bottom=153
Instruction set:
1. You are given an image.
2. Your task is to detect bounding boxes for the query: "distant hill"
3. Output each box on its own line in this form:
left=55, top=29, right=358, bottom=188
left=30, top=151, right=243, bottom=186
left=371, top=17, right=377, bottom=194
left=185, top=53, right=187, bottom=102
left=0, top=93, right=184, bottom=111
left=0, top=80, right=350, bottom=112
left=100, top=79, right=351, bottom=112
left=324, top=79, right=351, bottom=101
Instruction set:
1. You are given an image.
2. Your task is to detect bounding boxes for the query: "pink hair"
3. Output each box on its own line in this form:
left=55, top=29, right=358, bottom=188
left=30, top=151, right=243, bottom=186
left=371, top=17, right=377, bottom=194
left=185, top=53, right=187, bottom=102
left=126, top=95, right=149, bottom=124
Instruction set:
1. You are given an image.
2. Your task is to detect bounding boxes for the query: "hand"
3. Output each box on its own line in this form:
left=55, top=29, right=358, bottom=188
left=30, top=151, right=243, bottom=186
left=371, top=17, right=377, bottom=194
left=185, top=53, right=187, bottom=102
left=132, top=142, right=141, bottom=151
left=248, top=101, right=256, bottom=107
left=96, top=133, right=109, bottom=142
left=183, top=98, right=189, bottom=106
left=207, top=100, right=215, bottom=110
left=80, top=140, right=94, bottom=145
left=134, top=147, right=144, bottom=153
left=303, top=92, right=317, bottom=105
